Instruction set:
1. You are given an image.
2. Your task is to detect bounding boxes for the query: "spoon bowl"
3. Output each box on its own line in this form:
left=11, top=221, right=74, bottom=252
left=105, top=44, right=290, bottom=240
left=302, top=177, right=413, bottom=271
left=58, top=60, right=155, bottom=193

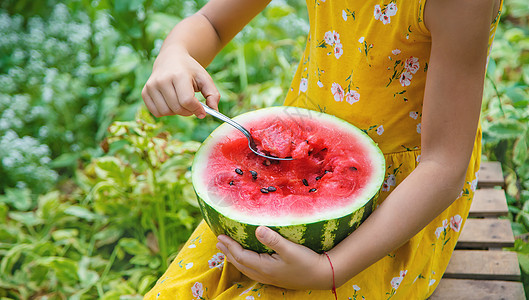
left=200, top=102, right=294, bottom=161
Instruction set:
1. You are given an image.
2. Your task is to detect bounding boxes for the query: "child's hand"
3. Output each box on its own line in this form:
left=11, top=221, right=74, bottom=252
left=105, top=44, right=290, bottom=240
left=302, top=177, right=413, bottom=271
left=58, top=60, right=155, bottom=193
left=216, top=226, right=334, bottom=290
left=141, top=46, right=220, bottom=119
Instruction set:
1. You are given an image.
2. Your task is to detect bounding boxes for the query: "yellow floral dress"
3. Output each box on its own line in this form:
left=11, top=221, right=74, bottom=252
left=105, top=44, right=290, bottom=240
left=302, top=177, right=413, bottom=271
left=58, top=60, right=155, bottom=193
left=144, top=1, right=502, bottom=299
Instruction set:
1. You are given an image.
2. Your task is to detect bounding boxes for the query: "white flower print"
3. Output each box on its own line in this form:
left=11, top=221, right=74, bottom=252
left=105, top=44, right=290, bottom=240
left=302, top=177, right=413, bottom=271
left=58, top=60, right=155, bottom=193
left=331, top=83, right=344, bottom=102
left=352, top=284, right=360, bottom=291
left=442, top=219, right=449, bottom=229
left=324, top=31, right=334, bottom=45
left=416, top=123, right=421, bottom=134
left=399, top=71, right=413, bottom=87
left=342, top=10, right=348, bottom=21
left=358, top=36, right=365, bottom=43
left=376, top=125, right=384, bottom=135
left=317, top=80, right=324, bottom=88
left=429, top=279, right=436, bottom=286
left=246, top=296, right=255, bottom=300
left=333, top=31, right=340, bottom=44
left=387, top=174, right=396, bottom=186
left=186, top=262, right=194, bottom=269
left=392, top=49, right=401, bottom=55
left=208, top=252, right=225, bottom=269
left=188, top=244, right=197, bottom=248
left=450, top=215, right=462, bottom=232
left=334, top=43, right=343, bottom=59
left=345, top=90, right=360, bottom=105
left=374, top=5, right=382, bottom=20
left=404, top=57, right=420, bottom=74
left=381, top=181, right=390, bottom=192
left=386, top=2, right=398, bottom=16
left=435, top=226, right=443, bottom=239
left=390, top=276, right=403, bottom=289
left=400, top=270, right=408, bottom=277
left=299, top=78, right=308, bottom=93
left=381, top=13, right=391, bottom=25
left=409, top=111, right=418, bottom=119
left=416, top=155, right=421, bottom=163
left=470, top=171, right=479, bottom=192
left=191, top=282, right=203, bottom=299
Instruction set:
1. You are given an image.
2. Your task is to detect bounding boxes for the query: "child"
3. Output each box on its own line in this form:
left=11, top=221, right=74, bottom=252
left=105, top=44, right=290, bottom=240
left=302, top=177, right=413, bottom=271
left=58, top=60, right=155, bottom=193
left=142, top=0, right=502, bottom=298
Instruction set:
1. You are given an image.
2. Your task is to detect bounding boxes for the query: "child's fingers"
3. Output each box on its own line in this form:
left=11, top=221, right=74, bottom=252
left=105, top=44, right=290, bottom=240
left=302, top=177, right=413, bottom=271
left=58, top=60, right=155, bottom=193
left=148, top=88, right=175, bottom=117
left=197, top=72, right=220, bottom=111
left=158, top=80, right=193, bottom=116
left=141, top=87, right=161, bottom=117
left=255, top=226, right=301, bottom=259
left=174, top=77, right=206, bottom=119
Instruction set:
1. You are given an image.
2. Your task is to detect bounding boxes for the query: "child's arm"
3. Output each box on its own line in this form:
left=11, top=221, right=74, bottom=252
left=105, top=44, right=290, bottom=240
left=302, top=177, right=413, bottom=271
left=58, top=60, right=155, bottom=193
left=217, top=0, right=499, bottom=290
left=141, top=0, right=270, bottom=118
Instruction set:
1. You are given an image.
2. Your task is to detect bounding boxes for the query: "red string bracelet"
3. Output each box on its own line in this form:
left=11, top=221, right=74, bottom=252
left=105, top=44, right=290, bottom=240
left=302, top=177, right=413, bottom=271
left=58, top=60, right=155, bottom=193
left=323, top=251, right=337, bottom=300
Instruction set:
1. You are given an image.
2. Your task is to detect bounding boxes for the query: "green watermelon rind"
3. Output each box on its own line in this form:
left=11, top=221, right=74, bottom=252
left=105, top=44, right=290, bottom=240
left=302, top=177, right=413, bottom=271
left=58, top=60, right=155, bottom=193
left=192, top=106, right=385, bottom=253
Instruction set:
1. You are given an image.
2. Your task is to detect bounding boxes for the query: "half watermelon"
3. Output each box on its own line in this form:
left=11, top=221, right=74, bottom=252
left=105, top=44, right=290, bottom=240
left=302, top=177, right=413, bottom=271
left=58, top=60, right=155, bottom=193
left=192, top=106, right=385, bottom=253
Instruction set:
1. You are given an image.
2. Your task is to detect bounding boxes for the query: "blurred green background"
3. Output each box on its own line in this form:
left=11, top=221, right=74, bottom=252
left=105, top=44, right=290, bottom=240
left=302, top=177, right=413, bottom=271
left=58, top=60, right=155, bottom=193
left=0, top=0, right=528, bottom=298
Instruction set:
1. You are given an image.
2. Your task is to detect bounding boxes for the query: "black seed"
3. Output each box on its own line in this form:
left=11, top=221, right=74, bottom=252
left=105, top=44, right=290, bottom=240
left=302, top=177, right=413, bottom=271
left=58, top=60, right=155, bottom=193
left=263, top=159, right=271, bottom=166
left=315, top=176, right=321, bottom=181
left=350, top=167, right=358, bottom=171
left=321, top=148, right=327, bottom=151
left=309, top=188, right=317, bottom=193
left=305, top=140, right=309, bottom=143
left=250, top=170, right=258, bottom=179
left=229, top=181, right=234, bottom=186
left=325, top=170, right=331, bottom=174
left=260, top=188, right=269, bottom=194
left=302, top=179, right=309, bottom=186
left=235, top=168, right=243, bottom=175
left=267, top=186, right=277, bottom=192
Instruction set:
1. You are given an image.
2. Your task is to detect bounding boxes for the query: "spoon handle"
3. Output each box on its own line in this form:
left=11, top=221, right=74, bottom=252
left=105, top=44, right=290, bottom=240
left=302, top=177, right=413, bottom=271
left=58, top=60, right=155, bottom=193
left=200, top=102, right=253, bottom=141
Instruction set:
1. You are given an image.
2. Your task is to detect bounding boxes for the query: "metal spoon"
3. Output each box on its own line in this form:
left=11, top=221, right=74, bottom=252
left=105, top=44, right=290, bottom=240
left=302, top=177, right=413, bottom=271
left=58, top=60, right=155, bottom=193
left=200, top=102, right=293, bottom=161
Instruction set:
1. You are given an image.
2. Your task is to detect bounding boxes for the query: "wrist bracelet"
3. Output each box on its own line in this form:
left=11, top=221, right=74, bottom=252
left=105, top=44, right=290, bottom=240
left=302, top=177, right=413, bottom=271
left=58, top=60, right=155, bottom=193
left=323, top=251, right=337, bottom=300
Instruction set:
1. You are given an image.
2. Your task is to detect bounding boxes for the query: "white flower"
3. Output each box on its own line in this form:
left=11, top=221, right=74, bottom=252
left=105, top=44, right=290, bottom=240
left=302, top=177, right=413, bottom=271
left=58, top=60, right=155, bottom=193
left=352, top=284, right=360, bottom=291
left=345, top=90, right=360, bottom=105
left=208, top=252, right=225, bottom=269
left=299, top=78, right=308, bottom=93
left=442, top=219, right=449, bottom=229
left=191, top=282, right=203, bottom=298
left=332, top=31, right=340, bottom=44
left=376, top=125, right=384, bottom=135
left=400, top=270, right=408, bottom=277
left=317, top=80, right=324, bottom=88
left=358, top=36, right=365, bottom=43
left=387, top=174, right=396, bottom=186
left=391, top=276, right=403, bottom=289
left=392, top=49, right=401, bottom=55
left=188, top=244, right=196, bottom=248
left=400, top=71, right=413, bottom=87
left=435, top=227, right=444, bottom=238
left=405, top=56, right=420, bottom=74
left=185, top=262, right=194, bottom=269
left=381, top=181, right=390, bottom=192
left=416, top=123, right=421, bottom=134
left=386, top=2, right=398, bottom=17
left=342, top=10, right=347, bottom=21
left=334, top=43, right=343, bottom=59
left=450, top=215, right=463, bottom=232
left=381, top=13, right=391, bottom=25
left=331, top=83, right=344, bottom=102
left=324, top=31, right=334, bottom=45
left=374, top=5, right=382, bottom=20
left=429, top=279, right=436, bottom=286
left=470, top=178, right=478, bottom=192
left=246, top=296, right=255, bottom=300
left=416, top=155, right=421, bottom=163
left=409, top=111, right=418, bottom=119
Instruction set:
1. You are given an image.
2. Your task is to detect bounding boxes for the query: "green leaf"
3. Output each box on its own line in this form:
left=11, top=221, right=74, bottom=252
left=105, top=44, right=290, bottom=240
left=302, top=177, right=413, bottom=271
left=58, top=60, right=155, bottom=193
left=0, top=188, right=33, bottom=211
left=118, top=238, right=150, bottom=256
left=8, top=211, right=40, bottom=227
left=64, top=206, right=100, bottom=222
left=49, top=152, right=81, bottom=168
left=36, top=257, right=79, bottom=285
left=486, top=119, right=526, bottom=139
left=513, top=135, right=528, bottom=166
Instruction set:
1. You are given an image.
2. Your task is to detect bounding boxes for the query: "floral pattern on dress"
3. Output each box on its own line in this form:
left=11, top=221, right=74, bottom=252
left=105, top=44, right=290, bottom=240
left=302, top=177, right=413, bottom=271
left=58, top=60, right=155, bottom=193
left=434, top=215, right=463, bottom=250
left=318, top=31, right=343, bottom=59
left=374, top=2, right=398, bottom=24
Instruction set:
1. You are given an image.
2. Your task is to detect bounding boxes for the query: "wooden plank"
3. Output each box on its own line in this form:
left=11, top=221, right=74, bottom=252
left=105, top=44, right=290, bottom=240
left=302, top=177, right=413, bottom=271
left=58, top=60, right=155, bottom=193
left=444, top=250, right=521, bottom=281
left=430, top=279, right=526, bottom=300
left=456, top=219, right=515, bottom=249
left=469, top=189, right=509, bottom=218
left=478, top=161, right=505, bottom=188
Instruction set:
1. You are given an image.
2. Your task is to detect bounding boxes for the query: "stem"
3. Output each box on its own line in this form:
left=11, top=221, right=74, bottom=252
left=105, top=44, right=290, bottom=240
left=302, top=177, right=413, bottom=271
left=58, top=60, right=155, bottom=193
left=486, top=72, right=504, bottom=116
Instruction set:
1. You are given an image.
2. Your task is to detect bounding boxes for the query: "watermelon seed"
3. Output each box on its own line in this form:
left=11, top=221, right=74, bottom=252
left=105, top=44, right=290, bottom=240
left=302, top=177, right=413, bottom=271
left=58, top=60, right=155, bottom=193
left=250, top=170, right=258, bottom=180
left=350, top=167, right=358, bottom=171
left=235, top=168, right=243, bottom=175
left=267, top=186, right=277, bottom=192
left=309, top=188, right=317, bottom=193
left=302, top=179, right=309, bottom=186
left=229, top=181, right=234, bottom=186
left=315, top=176, right=321, bottom=181
left=263, top=159, right=271, bottom=166
left=260, top=188, right=269, bottom=194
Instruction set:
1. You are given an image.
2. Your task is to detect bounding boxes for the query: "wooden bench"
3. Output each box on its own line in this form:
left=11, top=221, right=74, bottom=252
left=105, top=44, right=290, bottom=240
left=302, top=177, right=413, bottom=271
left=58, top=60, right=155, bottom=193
left=431, top=162, right=526, bottom=299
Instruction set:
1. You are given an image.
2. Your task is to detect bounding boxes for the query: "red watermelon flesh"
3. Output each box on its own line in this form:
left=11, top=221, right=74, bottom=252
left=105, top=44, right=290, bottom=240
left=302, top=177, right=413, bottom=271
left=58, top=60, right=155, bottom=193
left=206, top=116, right=375, bottom=218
